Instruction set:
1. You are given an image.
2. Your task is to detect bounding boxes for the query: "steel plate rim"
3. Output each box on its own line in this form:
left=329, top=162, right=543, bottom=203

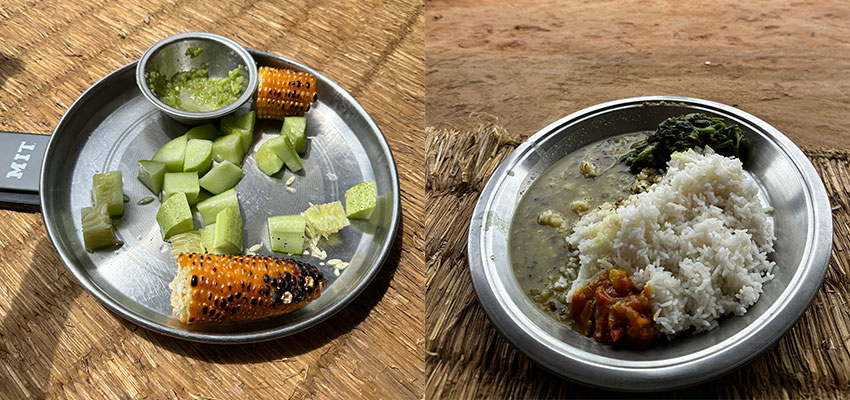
left=41, top=51, right=401, bottom=344
left=467, top=96, right=832, bottom=390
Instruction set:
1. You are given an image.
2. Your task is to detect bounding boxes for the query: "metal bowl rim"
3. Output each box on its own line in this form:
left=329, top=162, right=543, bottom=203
left=467, top=95, right=833, bottom=390
left=135, top=32, right=259, bottom=122
left=42, top=50, right=400, bottom=344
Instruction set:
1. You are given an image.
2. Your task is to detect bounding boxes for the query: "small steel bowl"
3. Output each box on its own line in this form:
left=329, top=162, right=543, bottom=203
left=136, top=32, right=258, bottom=124
left=468, top=96, right=833, bottom=391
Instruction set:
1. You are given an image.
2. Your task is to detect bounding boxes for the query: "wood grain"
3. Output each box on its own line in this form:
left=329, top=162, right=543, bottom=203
left=0, top=1, right=424, bottom=399
left=425, top=123, right=850, bottom=399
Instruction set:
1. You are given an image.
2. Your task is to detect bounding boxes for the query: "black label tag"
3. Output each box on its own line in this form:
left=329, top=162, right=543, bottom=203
left=0, top=131, right=49, bottom=208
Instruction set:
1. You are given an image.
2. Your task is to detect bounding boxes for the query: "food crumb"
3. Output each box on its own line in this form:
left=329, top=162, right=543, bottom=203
left=336, top=262, right=350, bottom=270
left=326, top=173, right=337, bottom=182
left=327, top=259, right=341, bottom=266
left=308, top=238, right=327, bottom=260
left=286, top=176, right=296, bottom=186
left=538, top=210, right=566, bottom=228
left=570, top=199, right=589, bottom=214
left=705, top=61, right=711, bottom=65
left=579, top=161, right=598, bottom=178
left=248, top=243, right=263, bottom=252
left=333, top=269, right=340, bottom=276
left=286, top=187, right=297, bottom=194
left=137, top=195, right=156, bottom=205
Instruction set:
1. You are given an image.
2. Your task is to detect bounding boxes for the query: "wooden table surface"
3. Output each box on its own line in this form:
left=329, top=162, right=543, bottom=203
left=0, top=1, right=424, bottom=398
left=426, top=0, right=850, bottom=149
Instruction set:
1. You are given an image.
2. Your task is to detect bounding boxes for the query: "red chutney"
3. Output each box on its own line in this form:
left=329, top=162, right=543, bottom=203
left=568, top=269, right=656, bottom=347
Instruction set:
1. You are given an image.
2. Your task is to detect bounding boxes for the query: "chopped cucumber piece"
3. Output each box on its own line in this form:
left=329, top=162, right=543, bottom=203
left=152, top=135, right=187, bottom=172
left=162, top=172, right=200, bottom=205
left=221, top=110, right=256, bottom=134
left=199, top=160, right=242, bottom=194
left=212, top=133, right=244, bottom=166
left=185, top=124, right=219, bottom=141
left=183, top=139, right=212, bottom=176
left=137, top=160, right=167, bottom=195
left=169, top=230, right=205, bottom=256
left=222, top=111, right=256, bottom=152
left=235, top=128, right=253, bottom=154
left=301, top=201, right=350, bottom=239
left=282, top=116, right=307, bottom=154
left=196, top=188, right=214, bottom=204
left=268, top=214, right=306, bottom=255
left=92, top=171, right=124, bottom=217
left=156, top=192, right=193, bottom=239
left=201, top=223, right=216, bottom=253
left=345, top=180, right=377, bottom=219
left=212, top=207, right=242, bottom=254
left=183, top=139, right=213, bottom=175
left=255, top=140, right=284, bottom=176
left=196, top=188, right=238, bottom=224
left=81, top=204, right=116, bottom=252
left=267, top=135, right=303, bottom=172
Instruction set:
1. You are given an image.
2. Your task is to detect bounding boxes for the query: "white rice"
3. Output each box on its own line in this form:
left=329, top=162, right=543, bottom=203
left=566, top=148, right=775, bottom=336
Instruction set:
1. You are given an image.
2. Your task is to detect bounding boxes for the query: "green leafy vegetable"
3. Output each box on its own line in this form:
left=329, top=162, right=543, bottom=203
left=622, top=113, right=748, bottom=173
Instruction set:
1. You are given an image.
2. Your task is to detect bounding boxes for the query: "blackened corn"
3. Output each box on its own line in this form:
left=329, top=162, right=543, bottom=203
left=170, top=253, right=326, bottom=324
left=256, top=66, right=318, bottom=120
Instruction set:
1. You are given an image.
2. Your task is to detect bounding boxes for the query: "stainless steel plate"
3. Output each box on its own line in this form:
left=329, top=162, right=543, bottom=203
left=468, top=96, right=832, bottom=391
left=41, top=50, right=399, bottom=343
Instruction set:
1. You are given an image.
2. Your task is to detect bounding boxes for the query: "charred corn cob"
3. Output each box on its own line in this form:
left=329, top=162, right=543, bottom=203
left=170, top=253, right=327, bottom=324
left=256, top=66, right=318, bottom=120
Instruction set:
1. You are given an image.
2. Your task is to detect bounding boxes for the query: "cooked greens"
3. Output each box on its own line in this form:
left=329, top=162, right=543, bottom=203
left=623, top=113, right=748, bottom=173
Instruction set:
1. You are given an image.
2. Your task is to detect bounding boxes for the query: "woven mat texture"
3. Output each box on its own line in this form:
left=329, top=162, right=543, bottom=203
left=425, top=124, right=850, bottom=399
left=0, top=1, right=424, bottom=398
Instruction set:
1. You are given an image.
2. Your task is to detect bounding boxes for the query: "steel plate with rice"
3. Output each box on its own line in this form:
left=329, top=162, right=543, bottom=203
left=467, top=96, right=832, bottom=391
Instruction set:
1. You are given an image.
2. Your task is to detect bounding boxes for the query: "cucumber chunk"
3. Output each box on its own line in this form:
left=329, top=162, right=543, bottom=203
left=156, top=192, right=193, bottom=240
left=92, top=171, right=124, bottom=217
left=212, top=207, right=242, bottom=254
left=183, top=139, right=213, bottom=175
left=196, top=188, right=214, bottom=204
left=81, top=203, right=116, bottom=252
left=268, top=214, right=306, bottom=255
left=267, top=136, right=303, bottom=172
left=235, top=128, right=253, bottom=154
left=185, top=123, right=219, bottom=141
left=162, top=172, right=200, bottom=205
left=201, top=223, right=216, bottom=253
left=137, top=160, right=167, bottom=195
left=282, top=116, right=307, bottom=154
left=255, top=140, right=285, bottom=176
left=169, top=230, right=205, bottom=256
left=235, top=110, right=256, bottom=132
left=345, top=180, right=377, bottom=219
left=212, top=133, right=244, bottom=166
left=196, top=188, right=238, bottom=224
left=152, top=135, right=187, bottom=172
left=222, top=110, right=256, bottom=152
left=199, top=160, right=242, bottom=194
left=301, top=201, right=350, bottom=239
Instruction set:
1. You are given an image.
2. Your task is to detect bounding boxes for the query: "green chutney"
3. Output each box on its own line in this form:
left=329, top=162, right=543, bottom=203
left=145, top=67, right=244, bottom=112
